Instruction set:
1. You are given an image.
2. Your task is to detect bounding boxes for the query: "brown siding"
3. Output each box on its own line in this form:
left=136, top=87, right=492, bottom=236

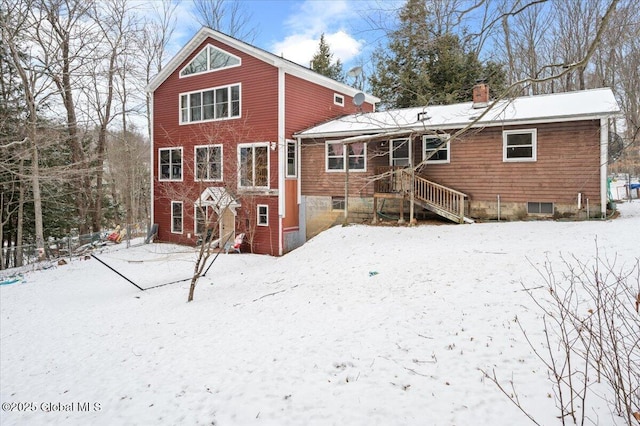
left=301, top=120, right=602, bottom=209
left=283, top=179, right=299, bottom=229
left=419, top=120, right=602, bottom=206
left=300, top=141, right=374, bottom=197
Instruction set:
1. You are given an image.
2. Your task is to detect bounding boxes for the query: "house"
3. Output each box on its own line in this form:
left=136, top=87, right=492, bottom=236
left=294, top=85, right=621, bottom=240
left=146, top=27, right=379, bottom=256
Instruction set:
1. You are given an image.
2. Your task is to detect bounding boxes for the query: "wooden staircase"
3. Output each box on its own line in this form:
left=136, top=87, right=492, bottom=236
left=374, top=167, right=469, bottom=224
left=413, top=175, right=467, bottom=223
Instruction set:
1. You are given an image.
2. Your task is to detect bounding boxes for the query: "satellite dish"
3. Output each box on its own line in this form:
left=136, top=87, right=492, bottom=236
left=347, top=66, right=363, bottom=77
left=353, top=92, right=365, bottom=107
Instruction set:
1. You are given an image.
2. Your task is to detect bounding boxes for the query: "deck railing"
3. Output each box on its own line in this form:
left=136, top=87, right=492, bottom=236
left=414, top=175, right=467, bottom=223
left=373, top=167, right=467, bottom=223
left=374, top=166, right=410, bottom=193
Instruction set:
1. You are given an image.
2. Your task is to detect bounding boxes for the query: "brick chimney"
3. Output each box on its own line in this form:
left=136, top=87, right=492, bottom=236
left=472, top=83, right=489, bottom=108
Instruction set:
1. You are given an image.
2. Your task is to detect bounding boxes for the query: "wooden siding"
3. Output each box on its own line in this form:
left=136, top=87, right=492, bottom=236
left=419, top=120, right=602, bottom=205
left=152, top=36, right=375, bottom=253
left=153, top=37, right=281, bottom=247
left=285, top=74, right=374, bottom=138
left=300, top=141, right=374, bottom=197
left=283, top=179, right=299, bottom=229
left=301, top=120, right=602, bottom=208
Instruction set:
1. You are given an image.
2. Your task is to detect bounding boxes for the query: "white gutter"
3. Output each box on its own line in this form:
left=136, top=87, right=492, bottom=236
left=278, top=68, right=285, bottom=256
left=149, top=91, right=154, bottom=227
left=600, top=118, right=608, bottom=218
left=294, top=114, right=617, bottom=141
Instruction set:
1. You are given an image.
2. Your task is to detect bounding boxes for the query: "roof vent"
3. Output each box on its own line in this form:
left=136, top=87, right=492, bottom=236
left=417, top=111, right=430, bottom=121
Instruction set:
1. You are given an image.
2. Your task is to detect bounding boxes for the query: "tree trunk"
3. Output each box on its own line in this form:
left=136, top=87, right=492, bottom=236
left=16, top=158, right=25, bottom=267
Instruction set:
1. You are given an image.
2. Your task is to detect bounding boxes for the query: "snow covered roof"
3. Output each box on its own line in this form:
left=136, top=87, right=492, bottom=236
left=295, top=88, right=621, bottom=139
left=196, top=187, right=240, bottom=212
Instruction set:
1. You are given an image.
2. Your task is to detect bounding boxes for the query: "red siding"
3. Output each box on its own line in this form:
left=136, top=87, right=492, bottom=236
left=285, top=74, right=374, bottom=137
left=153, top=37, right=281, bottom=250
left=152, top=36, right=373, bottom=254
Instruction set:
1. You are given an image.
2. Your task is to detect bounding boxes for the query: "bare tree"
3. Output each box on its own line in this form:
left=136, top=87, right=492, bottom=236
left=1, top=0, right=51, bottom=259
left=137, top=0, right=176, bottom=141
left=30, top=0, right=99, bottom=233
left=191, top=0, right=259, bottom=42
left=85, top=0, right=140, bottom=231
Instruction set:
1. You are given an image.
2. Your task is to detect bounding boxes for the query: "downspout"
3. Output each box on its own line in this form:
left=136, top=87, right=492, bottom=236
left=600, top=118, right=608, bottom=218
left=149, top=91, right=155, bottom=228
left=278, top=68, right=286, bottom=255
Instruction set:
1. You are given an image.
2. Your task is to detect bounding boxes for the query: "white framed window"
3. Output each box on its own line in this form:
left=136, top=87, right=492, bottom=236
left=180, top=44, right=241, bottom=77
left=238, top=143, right=269, bottom=189
left=257, top=204, right=268, bottom=226
left=334, top=93, right=345, bottom=106
left=390, top=138, right=410, bottom=166
left=194, top=145, right=222, bottom=181
left=171, top=201, right=183, bottom=234
left=422, top=135, right=450, bottom=164
left=159, top=147, right=183, bottom=181
left=325, top=141, right=366, bottom=172
left=286, top=140, right=297, bottom=178
left=194, top=204, right=206, bottom=236
left=503, top=129, right=537, bottom=162
left=180, top=84, right=241, bottom=124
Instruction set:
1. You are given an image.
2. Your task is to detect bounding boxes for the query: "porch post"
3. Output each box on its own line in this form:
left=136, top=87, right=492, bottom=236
left=409, top=133, right=416, bottom=225
left=372, top=196, right=377, bottom=224
left=344, top=143, right=349, bottom=224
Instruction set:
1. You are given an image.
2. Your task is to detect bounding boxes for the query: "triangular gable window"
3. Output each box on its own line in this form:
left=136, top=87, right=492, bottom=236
left=180, top=45, right=241, bottom=77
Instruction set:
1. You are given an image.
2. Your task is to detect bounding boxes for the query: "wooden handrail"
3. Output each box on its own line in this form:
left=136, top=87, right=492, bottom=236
left=413, top=175, right=467, bottom=223
left=373, top=167, right=467, bottom=223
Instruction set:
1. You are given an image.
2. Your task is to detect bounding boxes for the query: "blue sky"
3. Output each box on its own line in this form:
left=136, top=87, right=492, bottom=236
left=165, top=0, right=399, bottom=73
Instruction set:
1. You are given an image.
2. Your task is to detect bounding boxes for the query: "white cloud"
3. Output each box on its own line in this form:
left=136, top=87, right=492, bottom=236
left=270, top=0, right=365, bottom=67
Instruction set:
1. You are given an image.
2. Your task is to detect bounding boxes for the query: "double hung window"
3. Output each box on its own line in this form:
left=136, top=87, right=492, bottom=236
left=159, top=148, right=182, bottom=181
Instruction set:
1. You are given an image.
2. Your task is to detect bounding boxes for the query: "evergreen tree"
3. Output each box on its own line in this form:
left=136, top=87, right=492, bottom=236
left=370, top=0, right=505, bottom=109
left=310, top=33, right=345, bottom=82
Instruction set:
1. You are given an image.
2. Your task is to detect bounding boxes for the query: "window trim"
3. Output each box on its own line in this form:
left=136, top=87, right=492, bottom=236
left=422, top=135, right=451, bottom=164
left=331, top=196, right=345, bottom=211
left=194, top=204, right=207, bottom=236
left=257, top=204, right=269, bottom=226
left=334, top=93, right=345, bottom=106
left=171, top=201, right=183, bottom=234
left=237, top=142, right=270, bottom=190
left=503, top=129, right=537, bottom=162
left=527, top=201, right=554, bottom=215
left=389, top=138, right=411, bottom=166
left=158, top=147, right=183, bottom=181
left=179, top=83, right=241, bottom=124
left=179, top=44, right=241, bottom=78
left=285, top=140, right=297, bottom=178
left=325, top=140, right=367, bottom=173
left=194, top=144, right=223, bottom=182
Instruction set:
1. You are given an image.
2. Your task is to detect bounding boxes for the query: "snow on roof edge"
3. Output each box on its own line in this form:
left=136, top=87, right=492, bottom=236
left=295, top=88, right=621, bottom=139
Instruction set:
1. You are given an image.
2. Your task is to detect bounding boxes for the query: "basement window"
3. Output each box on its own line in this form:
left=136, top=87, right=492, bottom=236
left=527, top=202, right=553, bottom=214
left=331, top=196, right=345, bottom=211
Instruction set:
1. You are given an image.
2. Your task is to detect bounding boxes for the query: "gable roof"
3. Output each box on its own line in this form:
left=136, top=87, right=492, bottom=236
left=295, top=88, right=621, bottom=139
left=146, top=27, right=380, bottom=105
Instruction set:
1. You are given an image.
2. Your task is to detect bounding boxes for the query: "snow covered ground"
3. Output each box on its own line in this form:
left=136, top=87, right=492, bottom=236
left=1, top=201, right=639, bottom=426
